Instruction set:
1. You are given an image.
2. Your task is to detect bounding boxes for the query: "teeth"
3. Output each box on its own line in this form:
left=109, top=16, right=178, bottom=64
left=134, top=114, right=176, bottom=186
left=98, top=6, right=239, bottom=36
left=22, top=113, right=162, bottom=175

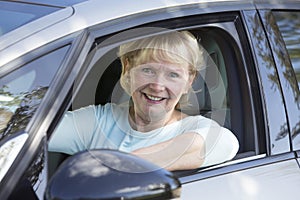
left=146, top=94, right=163, bottom=101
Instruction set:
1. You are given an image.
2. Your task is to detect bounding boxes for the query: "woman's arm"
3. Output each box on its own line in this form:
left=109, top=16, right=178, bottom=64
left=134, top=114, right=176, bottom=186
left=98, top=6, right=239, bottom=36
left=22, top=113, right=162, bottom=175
left=48, top=106, right=98, bottom=154
left=132, top=132, right=205, bottom=171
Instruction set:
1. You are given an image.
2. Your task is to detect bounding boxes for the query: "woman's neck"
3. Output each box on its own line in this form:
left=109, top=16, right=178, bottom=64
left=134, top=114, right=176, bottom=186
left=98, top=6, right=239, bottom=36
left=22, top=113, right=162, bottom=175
left=128, top=106, right=185, bottom=132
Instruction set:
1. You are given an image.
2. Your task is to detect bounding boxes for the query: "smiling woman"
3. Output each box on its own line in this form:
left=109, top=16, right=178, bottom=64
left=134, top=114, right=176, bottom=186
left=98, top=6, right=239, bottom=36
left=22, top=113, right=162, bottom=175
left=118, top=31, right=201, bottom=132
left=48, top=29, right=239, bottom=171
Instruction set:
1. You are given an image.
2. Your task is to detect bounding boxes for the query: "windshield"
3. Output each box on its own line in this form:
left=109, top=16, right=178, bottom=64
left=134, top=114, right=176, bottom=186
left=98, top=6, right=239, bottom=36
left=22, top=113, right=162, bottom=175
left=0, top=1, right=60, bottom=36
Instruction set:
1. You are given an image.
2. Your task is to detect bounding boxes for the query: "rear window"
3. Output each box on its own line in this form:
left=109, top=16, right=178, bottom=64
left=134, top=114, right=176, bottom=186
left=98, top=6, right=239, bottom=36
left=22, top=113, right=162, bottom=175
left=0, top=1, right=60, bottom=36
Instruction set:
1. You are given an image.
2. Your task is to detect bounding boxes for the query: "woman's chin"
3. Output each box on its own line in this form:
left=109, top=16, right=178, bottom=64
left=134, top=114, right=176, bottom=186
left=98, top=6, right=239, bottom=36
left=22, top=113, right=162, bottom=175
left=145, top=107, right=171, bottom=121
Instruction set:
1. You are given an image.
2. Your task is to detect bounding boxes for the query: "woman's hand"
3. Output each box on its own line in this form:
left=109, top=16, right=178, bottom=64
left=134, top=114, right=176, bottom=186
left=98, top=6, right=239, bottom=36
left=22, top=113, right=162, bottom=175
left=132, top=132, right=205, bottom=171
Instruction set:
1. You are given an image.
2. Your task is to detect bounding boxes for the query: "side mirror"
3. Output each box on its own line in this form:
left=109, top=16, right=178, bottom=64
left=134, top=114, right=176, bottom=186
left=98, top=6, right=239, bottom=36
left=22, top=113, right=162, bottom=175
left=45, top=149, right=181, bottom=200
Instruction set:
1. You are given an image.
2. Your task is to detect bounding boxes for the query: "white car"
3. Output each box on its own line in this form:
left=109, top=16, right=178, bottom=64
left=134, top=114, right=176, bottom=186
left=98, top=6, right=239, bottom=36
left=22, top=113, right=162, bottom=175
left=0, top=0, right=300, bottom=199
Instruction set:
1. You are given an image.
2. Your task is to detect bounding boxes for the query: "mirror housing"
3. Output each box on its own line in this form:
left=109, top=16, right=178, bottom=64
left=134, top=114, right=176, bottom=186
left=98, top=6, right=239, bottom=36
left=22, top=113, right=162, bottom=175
left=45, top=149, right=181, bottom=200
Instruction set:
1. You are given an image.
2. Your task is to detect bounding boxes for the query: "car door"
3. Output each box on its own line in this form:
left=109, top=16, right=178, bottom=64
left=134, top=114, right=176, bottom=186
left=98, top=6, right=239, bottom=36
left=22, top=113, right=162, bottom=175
left=181, top=5, right=300, bottom=200
left=44, top=2, right=300, bottom=200
left=37, top=1, right=300, bottom=200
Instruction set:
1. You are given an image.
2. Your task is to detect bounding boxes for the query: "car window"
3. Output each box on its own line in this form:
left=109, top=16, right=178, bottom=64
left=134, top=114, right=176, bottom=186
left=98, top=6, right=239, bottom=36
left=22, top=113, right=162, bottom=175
left=69, top=25, right=258, bottom=164
left=0, top=46, right=70, bottom=141
left=0, top=1, right=60, bottom=36
left=273, top=11, right=300, bottom=89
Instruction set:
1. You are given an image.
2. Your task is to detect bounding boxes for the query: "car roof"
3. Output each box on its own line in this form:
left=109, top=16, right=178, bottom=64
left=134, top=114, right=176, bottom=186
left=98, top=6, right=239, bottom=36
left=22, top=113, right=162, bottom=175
left=3, top=0, right=88, bottom=7
left=0, top=0, right=299, bottom=67
left=3, top=0, right=300, bottom=8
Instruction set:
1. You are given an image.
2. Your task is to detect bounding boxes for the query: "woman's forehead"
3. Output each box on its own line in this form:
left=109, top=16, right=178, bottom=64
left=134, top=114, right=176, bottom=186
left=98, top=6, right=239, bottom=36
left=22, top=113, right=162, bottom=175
left=136, top=50, right=190, bottom=66
left=138, top=62, right=188, bottom=71
left=149, top=48, right=188, bottom=58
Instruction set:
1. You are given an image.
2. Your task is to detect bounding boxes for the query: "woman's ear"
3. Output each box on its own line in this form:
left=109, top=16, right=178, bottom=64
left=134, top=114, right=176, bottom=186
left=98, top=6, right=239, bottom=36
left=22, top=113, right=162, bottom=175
left=120, top=58, right=132, bottom=95
left=123, top=58, right=130, bottom=73
left=182, top=77, right=192, bottom=94
left=189, top=74, right=196, bottom=84
left=188, top=73, right=195, bottom=86
left=184, top=74, right=195, bottom=93
left=124, top=59, right=131, bottom=80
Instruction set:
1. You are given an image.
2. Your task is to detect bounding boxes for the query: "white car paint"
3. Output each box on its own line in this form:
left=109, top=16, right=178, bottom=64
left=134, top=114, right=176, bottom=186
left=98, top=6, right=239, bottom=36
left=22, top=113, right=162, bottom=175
left=181, top=159, right=300, bottom=199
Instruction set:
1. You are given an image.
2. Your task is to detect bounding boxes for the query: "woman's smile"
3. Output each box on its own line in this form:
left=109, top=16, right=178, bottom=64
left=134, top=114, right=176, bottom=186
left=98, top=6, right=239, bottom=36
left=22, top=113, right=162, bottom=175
left=143, top=92, right=167, bottom=103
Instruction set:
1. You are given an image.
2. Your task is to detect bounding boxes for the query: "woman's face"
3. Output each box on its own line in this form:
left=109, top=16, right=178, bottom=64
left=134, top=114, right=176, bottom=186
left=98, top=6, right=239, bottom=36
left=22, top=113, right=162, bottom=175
left=129, top=61, right=193, bottom=122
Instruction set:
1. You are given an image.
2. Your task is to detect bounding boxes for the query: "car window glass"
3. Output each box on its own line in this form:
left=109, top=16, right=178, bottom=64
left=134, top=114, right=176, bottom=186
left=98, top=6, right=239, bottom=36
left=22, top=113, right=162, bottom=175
left=0, top=46, right=70, bottom=141
left=273, top=11, right=300, bottom=89
left=0, top=1, right=60, bottom=36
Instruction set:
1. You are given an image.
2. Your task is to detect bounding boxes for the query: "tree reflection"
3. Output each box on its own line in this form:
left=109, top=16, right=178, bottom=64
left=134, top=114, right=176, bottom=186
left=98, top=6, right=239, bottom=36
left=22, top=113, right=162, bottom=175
left=244, top=11, right=291, bottom=153
left=268, top=12, right=300, bottom=105
left=1, top=86, right=48, bottom=194
left=0, top=108, right=13, bottom=134
left=0, top=86, right=48, bottom=141
left=26, top=142, right=45, bottom=190
left=251, top=10, right=300, bottom=147
left=270, top=11, right=300, bottom=142
left=275, top=122, right=289, bottom=141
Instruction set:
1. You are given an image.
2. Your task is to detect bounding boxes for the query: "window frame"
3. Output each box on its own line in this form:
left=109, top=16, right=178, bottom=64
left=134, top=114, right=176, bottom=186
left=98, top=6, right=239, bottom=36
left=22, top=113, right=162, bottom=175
left=269, top=10, right=300, bottom=152
left=0, top=31, right=88, bottom=200
left=68, top=10, right=266, bottom=180
left=242, top=9, right=292, bottom=156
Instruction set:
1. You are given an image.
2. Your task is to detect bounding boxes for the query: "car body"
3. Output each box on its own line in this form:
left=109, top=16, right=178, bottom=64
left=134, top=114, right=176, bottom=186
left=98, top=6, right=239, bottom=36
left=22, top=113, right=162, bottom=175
left=0, top=0, right=300, bottom=199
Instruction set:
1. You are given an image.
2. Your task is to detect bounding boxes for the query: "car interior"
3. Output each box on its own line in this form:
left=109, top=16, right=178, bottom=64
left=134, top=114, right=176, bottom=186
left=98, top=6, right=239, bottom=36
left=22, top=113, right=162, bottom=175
left=48, top=27, right=257, bottom=177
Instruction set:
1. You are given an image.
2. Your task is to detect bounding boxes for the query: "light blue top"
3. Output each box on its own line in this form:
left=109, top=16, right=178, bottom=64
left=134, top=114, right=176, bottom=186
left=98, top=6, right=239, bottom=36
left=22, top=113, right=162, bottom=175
left=48, top=103, right=239, bottom=167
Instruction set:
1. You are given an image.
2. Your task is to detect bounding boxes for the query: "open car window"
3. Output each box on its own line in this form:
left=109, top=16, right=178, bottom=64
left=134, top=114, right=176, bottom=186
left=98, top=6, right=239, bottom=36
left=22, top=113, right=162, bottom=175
left=69, top=25, right=260, bottom=169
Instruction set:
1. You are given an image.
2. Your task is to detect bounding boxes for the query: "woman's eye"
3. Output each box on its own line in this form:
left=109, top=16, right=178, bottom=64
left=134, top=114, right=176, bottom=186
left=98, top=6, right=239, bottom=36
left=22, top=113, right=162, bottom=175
left=169, top=72, right=179, bottom=78
left=142, top=68, right=154, bottom=74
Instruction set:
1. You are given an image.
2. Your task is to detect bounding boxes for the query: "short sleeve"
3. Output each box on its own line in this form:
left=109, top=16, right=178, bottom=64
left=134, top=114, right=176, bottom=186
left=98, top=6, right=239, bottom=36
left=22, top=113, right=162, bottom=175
left=48, top=105, right=98, bottom=155
left=201, top=126, right=239, bottom=167
left=188, top=116, right=239, bottom=167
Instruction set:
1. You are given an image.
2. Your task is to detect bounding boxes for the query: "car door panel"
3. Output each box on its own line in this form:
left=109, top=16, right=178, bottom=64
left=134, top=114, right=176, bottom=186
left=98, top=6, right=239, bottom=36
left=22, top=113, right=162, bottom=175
left=242, top=10, right=291, bottom=155
left=181, top=159, right=300, bottom=199
left=270, top=10, right=300, bottom=151
left=181, top=8, right=300, bottom=200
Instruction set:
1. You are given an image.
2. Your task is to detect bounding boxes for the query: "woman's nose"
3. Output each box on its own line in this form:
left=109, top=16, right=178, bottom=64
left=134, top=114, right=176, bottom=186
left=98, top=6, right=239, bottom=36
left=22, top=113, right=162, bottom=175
left=143, top=71, right=169, bottom=91
left=148, top=74, right=166, bottom=91
left=148, top=82, right=166, bottom=91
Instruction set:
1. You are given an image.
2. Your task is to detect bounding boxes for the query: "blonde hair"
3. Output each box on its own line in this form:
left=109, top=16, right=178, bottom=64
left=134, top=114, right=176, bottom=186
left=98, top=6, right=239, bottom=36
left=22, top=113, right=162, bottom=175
left=118, top=30, right=205, bottom=108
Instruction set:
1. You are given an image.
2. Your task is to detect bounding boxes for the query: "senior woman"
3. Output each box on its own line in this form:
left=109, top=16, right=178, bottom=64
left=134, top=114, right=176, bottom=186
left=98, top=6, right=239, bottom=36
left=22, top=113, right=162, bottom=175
left=48, top=30, right=239, bottom=171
